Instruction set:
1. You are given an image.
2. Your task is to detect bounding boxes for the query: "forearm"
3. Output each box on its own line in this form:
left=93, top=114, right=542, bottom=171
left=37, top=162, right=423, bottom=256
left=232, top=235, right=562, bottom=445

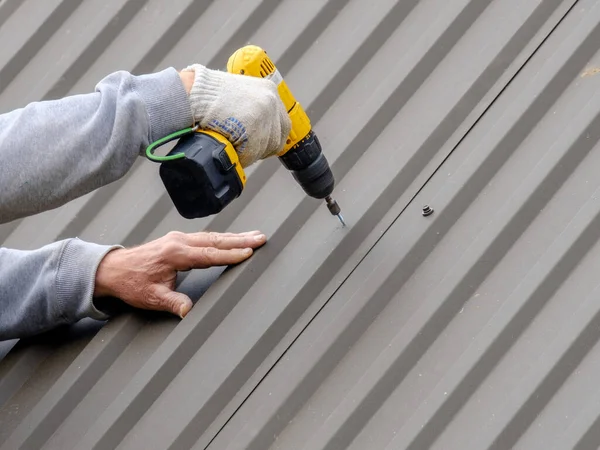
left=0, top=68, right=193, bottom=224
left=0, top=239, right=120, bottom=341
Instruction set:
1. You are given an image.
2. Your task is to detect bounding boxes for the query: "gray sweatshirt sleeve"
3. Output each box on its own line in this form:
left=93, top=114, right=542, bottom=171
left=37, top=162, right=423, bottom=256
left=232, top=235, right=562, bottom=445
left=0, top=68, right=194, bottom=340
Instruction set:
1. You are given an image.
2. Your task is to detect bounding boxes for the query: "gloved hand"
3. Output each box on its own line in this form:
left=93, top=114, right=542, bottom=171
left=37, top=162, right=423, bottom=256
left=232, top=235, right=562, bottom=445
left=182, top=64, right=292, bottom=168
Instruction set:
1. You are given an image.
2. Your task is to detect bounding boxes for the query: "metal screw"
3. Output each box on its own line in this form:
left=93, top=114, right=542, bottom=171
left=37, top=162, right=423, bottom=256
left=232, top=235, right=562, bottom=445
left=422, top=205, right=434, bottom=216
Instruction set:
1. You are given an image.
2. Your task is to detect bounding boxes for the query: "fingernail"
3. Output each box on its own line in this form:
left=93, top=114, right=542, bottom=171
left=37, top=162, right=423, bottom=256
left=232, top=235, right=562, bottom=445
left=254, top=234, right=266, bottom=241
left=179, top=304, right=187, bottom=318
left=243, top=248, right=253, bottom=255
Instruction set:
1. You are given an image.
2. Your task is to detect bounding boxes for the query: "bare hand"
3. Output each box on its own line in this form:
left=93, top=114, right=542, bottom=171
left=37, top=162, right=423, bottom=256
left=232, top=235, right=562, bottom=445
left=93, top=230, right=266, bottom=318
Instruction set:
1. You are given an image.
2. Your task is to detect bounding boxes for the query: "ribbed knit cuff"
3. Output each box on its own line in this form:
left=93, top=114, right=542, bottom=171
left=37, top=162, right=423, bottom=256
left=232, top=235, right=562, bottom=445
left=132, top=67, right=194, bottom=143
left=183, top=64, right=225, bottom=124
left=56, top=238, right=123, bottom=322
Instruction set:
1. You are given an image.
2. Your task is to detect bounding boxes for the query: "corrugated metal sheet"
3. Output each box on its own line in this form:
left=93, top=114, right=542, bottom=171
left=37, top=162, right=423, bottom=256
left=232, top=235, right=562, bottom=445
left=1, top=0, right=600, bottom=448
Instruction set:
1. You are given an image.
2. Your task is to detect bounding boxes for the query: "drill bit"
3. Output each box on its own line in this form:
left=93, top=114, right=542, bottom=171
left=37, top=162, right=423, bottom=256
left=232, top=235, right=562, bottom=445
left=325, top=196, right=346, bottom=227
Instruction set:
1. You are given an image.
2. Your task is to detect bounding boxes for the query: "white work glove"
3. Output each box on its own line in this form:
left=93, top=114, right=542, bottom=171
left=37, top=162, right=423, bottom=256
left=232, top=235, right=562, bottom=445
left=183, top=64, right=292, bottom=168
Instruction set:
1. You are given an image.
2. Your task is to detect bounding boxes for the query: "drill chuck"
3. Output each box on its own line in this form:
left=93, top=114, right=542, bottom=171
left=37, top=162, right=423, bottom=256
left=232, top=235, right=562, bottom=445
left=279, top=131, right=335, bottom=199
left=279, top=130, right=345, bottom=225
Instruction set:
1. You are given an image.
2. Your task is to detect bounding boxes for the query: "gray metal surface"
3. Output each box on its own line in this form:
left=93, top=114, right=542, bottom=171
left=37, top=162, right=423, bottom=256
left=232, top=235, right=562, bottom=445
left=0, top=0, right=599, bottom=449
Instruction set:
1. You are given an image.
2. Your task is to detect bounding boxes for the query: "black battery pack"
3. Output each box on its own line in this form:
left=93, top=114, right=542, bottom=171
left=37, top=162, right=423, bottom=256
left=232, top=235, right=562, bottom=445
left=159, top=132, right=244, bottom=219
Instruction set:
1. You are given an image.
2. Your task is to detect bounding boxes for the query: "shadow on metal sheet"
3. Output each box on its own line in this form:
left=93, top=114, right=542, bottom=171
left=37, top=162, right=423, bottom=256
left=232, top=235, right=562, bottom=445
left=0, top=265, right=228, bottom=366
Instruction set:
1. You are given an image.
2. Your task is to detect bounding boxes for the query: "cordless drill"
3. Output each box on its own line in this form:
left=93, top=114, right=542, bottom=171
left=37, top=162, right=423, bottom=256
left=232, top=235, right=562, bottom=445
left=148, top=45, right=345, bottom=226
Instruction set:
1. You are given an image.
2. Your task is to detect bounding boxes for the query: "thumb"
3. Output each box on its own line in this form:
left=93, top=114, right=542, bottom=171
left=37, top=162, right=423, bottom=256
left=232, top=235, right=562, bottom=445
left=154, top=285, right=193, bottom=318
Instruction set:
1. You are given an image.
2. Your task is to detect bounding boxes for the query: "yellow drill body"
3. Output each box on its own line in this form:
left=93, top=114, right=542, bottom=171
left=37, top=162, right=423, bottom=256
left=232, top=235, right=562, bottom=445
left=156, top=45, right=344, bottom=225
left=226, top=45, right=344, bottom=225
left=226, top=45, right=312, bottom=156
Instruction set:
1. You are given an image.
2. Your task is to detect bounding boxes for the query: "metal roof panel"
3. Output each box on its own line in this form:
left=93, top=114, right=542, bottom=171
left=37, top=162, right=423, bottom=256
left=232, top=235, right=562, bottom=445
left=2, top=0, right=600, bottom=449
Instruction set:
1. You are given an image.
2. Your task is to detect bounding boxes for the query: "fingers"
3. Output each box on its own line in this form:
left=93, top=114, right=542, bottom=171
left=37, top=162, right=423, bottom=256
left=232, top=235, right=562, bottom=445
left=162, top=230, right=265, bottom=270
left=180, top=230, right=267, bottom=250
left=174, top=246, right=255, bottom=270
left=153, top=285, right=193, bottom=318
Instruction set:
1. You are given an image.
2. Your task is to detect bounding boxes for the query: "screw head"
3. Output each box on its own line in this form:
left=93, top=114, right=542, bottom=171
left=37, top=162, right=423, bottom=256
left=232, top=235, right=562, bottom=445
left=422, top=205, right=434, bottom=216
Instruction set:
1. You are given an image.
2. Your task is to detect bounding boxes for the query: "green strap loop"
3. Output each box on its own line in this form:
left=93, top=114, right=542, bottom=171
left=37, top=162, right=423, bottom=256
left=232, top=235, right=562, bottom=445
left=145, top=126, right=198, bottom=162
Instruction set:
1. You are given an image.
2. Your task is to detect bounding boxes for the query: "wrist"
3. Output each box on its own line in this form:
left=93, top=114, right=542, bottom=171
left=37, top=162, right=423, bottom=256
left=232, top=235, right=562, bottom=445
left=178, top=70, right=194, bottom=95
left=183, top=64, right=225, bottom=123
left=54, top=238, right=122, bottom=322
left=94, top=248, right=125, bottom=299
left=131, top=67, right=194, bottom=143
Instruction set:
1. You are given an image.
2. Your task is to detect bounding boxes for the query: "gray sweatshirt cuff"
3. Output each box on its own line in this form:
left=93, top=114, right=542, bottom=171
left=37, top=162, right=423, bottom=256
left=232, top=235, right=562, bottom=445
left=131, top=67, right=194, bottom=143
left=57, top=238, right=123, bottom=322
